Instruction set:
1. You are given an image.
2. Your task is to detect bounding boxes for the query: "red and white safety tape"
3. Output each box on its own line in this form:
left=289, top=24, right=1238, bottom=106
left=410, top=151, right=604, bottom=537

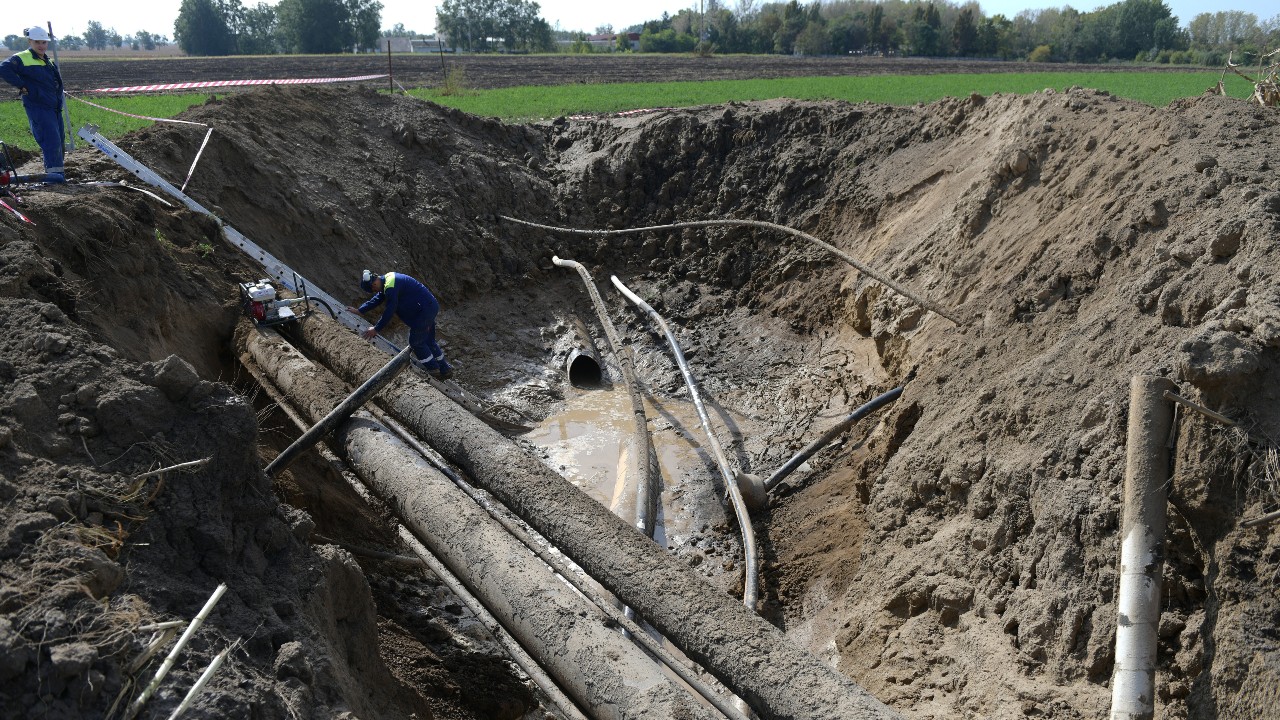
left=91, top=74, right=388, bottom=93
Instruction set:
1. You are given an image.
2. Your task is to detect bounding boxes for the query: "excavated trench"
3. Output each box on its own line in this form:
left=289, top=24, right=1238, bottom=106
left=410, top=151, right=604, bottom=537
left=1, top=83, right=1279, bottom=720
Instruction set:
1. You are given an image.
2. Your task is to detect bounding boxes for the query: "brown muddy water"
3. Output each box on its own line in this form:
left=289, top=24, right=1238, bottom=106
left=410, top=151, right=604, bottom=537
left=525, top=387, right=762, bottom=574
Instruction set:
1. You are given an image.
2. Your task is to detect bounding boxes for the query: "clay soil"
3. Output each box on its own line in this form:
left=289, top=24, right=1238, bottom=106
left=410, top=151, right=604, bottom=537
left=1, top=76, right=1278, bottom=720
left=58, top=53, right=1208, bottom=92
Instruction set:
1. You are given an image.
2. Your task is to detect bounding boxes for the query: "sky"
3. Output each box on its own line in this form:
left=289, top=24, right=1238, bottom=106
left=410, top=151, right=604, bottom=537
left=23, top=0, right=1280, bottom=44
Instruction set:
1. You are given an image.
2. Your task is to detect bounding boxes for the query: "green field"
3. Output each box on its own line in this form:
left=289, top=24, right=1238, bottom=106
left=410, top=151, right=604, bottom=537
left=411, top=71, right=1253, bottom=121
left=0, top=70, right=1258, bottom=152
left=0, top=94, right=212, bottom=152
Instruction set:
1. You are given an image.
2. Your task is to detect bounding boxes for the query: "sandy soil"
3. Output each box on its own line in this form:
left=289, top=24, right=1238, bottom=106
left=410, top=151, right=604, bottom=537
left=0, top=80, right=1277, bottom=720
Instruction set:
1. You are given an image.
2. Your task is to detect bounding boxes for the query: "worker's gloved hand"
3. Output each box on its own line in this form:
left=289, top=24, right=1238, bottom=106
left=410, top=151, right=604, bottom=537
left=361, top=327, right=378, bottom=341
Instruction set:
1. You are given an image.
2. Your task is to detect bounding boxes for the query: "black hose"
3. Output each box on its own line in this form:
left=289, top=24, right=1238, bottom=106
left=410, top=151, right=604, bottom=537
left=764, top=385, right=905, bottom=492
left=502, top=215, right=963, bottom=326
left=309, top=295, right=338, bottom=319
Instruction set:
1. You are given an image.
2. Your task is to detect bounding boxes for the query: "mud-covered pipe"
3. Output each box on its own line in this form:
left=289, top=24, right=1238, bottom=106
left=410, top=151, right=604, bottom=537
left=763, top=386, right=905, bottom=492
left=566, top=348, right=603, bottom=387
left=504, top=215, right=963, bottom=326
left=369, top=406, right=753, bottom=720
left=264, top=343, right=412, bottom=477
left=242, top=327, right=721, bottom=720
left=611, top=276, right=759, bottom=610
left=567, top=315, right=605, bottom=387
left=239, top=353, right=590, bottom=720
left=553, top=256, right=657, bottom=538
left=1111, top=375, right=1178, bottom=720
left=292, top=316, right=901, bottom=720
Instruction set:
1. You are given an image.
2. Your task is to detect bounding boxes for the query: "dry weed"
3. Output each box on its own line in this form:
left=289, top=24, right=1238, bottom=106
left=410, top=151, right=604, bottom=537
left=1227, top=425, right=1280, bottom=507
left=439, top=65, right=470, bottom=96
left=1212, top=48, right=1280, bottom=108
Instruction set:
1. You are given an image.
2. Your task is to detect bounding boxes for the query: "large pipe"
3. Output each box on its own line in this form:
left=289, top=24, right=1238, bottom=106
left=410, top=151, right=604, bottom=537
left=291, top=316, right=902, bottom=720
left=611, top=276, right=759, bottom=611
left=566, top=315, right=605, bottom=387
left=238, top=351, right=589, bottom=720
left=242, top=326, right=721, bottom=720
left=368, top=406, right=752, bottom=720
left=1111, top=375, right=1178, bottom=720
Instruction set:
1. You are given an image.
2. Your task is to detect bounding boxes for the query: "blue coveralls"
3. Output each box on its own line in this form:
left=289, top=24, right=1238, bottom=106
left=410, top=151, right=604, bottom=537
left=0, top=48, right=65, bottom=175
left=359, top=272, right=452, bottom=372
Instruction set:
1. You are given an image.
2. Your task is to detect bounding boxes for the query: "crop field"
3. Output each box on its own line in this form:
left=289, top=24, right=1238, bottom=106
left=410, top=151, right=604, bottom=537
left=0, top=54, right=1262, bottom=151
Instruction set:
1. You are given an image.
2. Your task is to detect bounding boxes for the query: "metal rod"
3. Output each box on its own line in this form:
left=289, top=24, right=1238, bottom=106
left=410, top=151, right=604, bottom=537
left=1241, top=509, right=1280, bottom=529
left=611, top=276, right=759, bottom=611
left=311, top=534, right=425, bottom=567
left=125, top=584, right=228, bottom=720
left=1162, top=390, right=1235, bottom=427
left=134, top=457, right=212, bottom=481
left=505, top=215, right=963, bottom=326
left=165, top=643, right=233, bottom=720
left=48, top=22, right=73, bottom=151
left=764, top=386, right=905, bottom=492
left=264, top=344, right=412, bottom=477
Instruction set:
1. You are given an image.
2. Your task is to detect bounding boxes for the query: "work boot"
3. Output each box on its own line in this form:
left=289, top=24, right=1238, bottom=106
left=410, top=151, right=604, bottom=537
left=44, top=172, right=65, bottom=184
left=437, top=366, right=453, bottom=381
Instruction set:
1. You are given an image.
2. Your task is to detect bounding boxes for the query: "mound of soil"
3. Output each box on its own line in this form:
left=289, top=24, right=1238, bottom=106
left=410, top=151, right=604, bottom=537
left=2, top=82, right=1277, bottom=719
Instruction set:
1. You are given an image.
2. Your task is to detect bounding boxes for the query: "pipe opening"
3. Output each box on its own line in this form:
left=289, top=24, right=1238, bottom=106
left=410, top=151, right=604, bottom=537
left=566, top=349, right=603, bottom=388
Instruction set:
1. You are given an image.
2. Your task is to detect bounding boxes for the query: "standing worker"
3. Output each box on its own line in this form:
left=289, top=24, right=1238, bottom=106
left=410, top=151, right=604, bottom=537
left=350, top=270, right=454, bottom=379
left=0, top=26, right=65, bottom=183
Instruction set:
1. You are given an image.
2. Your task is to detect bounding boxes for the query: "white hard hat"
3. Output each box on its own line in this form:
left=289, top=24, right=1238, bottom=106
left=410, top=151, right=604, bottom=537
left=25, top=26, right=50, bottom=42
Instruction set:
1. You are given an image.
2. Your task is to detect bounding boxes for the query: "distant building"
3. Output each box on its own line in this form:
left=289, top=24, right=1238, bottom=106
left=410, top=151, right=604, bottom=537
left=555, top=32, right=640, bottom=52
left=377, top=36, right=454, bottom=53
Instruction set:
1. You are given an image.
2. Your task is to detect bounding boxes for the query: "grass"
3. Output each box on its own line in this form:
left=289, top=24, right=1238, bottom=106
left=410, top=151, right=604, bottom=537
left=0, top=69, right=1259, bottom=151
left=0, top=93, right=211, bottom=151
left=410, top=71, right=1255, bottom=121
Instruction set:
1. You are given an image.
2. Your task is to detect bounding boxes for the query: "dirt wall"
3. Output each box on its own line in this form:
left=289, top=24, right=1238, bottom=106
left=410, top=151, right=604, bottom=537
left=2, top=82, right=1277, bottom=719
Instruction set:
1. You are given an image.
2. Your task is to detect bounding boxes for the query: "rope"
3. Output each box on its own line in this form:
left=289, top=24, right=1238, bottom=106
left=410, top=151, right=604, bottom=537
left=66, top=93, right=209, bottom=126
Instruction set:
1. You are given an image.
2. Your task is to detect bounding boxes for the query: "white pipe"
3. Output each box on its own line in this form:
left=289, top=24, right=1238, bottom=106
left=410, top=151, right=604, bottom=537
left=611, top=276, right=759, bottom=611
left=166, top=643, right=233, bottom=720
left=125, top=583, right=228, bottom=720
left=1111, top=376, right=1177, bottom=720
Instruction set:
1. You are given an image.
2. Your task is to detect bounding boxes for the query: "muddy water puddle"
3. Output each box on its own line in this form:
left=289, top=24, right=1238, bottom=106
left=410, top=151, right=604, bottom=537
left=525, top=388, right=760, bottom=555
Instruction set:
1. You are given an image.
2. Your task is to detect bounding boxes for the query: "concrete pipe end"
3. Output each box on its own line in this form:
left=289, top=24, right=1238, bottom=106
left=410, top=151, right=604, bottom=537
left=735, top=471, right=768, bottom=513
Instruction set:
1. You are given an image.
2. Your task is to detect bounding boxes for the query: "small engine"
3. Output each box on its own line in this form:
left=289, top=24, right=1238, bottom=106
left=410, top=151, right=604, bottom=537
left=240, top=279, right=306, bottom=326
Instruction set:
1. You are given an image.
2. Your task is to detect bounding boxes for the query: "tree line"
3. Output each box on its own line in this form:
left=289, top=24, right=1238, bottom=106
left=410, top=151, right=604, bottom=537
left=4, top=22, right=169, bottom=53
left=37, top=0, right=1275, bottom=62
left=173, top=0, right=384, bottom=55
left=629, top=0, right=1280, bottom=65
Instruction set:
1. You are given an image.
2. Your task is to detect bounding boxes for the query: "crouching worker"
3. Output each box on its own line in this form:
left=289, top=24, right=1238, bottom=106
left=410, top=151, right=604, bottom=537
left=350, top=270, right=454, bottom=380
left=0, top=26, right=65, bottom=183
